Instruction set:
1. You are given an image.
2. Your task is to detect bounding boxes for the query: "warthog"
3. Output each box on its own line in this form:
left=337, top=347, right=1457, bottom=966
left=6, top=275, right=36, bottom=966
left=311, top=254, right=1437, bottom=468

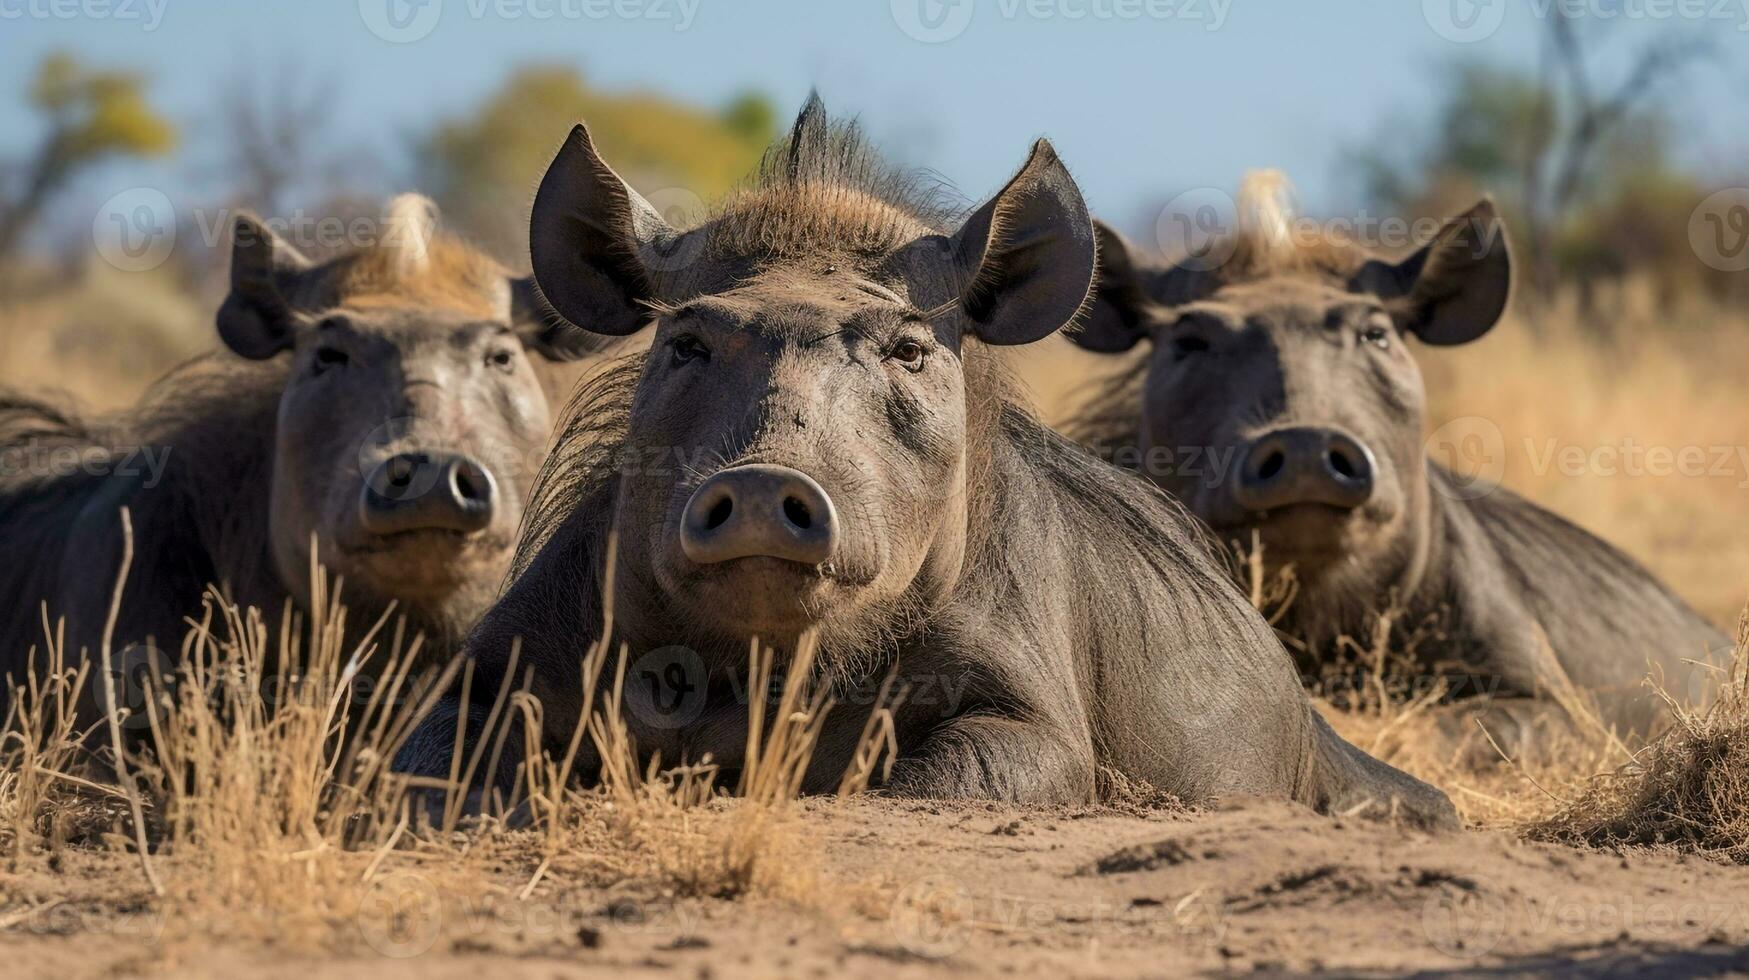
left=1068, top=173, right=1730, bottom=738
left=0, top=195, right=598, bottom=689
left=396, top=100, right=1456, bottom=827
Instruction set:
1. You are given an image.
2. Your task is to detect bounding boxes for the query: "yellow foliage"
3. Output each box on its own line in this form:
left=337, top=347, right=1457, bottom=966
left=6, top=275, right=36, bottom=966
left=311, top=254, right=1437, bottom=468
left=418, top=66, right=775, bottom=257
left=27, top=51, right=176, bottom=159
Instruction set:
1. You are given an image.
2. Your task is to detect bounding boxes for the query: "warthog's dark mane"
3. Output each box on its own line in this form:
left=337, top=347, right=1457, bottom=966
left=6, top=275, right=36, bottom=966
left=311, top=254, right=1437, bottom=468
left=1058, top=356, right=1150, bottom=471
left=702, top=114, right=964, bottom=260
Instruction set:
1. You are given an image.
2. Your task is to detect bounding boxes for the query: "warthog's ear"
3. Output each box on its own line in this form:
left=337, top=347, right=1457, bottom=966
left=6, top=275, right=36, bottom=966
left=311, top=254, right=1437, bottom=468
left=1353, top=198, right=1512, bottom=346
left=1069, top=221, right=1164, bottom=354
left=529, top=123, right=685, bottom=339
left=949, top=139, right=1097, bottom=346
left=217, top=214, right=311, bottom=360
left=501, top=275, right=614, bottom=362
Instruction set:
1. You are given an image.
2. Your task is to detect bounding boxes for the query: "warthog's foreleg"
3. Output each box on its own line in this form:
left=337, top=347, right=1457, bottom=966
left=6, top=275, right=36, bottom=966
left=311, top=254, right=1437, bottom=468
left=1305, top=710, right=1461, bottom=830
left=881, top=714, right=1096, bottom=804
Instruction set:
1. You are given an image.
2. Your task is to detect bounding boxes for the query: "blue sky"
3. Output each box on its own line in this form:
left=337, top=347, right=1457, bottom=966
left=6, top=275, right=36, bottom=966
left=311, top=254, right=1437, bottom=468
left=3, top=0, right=1745, bottom=243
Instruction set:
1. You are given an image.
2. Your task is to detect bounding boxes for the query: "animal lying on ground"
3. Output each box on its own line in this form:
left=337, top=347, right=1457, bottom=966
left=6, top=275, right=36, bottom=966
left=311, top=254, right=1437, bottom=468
left=1066, top=172, right=1730, bottom=742
left=395, top=99, right=1459, bottom=829
left=0, top=195, right=601, bottom=703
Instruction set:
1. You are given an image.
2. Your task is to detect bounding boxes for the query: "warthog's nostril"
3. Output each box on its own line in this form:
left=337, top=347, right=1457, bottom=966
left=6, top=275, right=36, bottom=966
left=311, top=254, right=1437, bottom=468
left=387, top=456, right=416, bottom=492
left=452, top=460, right=491, bottom=503
left=1256, top=450, right=1285, bottom=481
left=360, top=451, right=497, bottom=537
left=1234, top=428, right=1377, bottom=513
left=705, top=496, right=734, bottom=530
left=680, top=464, right=839, bottom=567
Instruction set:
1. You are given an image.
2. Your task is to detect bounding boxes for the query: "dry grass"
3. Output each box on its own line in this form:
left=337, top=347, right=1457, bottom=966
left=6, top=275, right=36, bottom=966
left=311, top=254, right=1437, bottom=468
left=1421, top=292, right=1749, bottom=627
left=1310, top=614, right=1632, bottom=832
left=0, top=608, right=107, bottom=857
left=0, top=529, right=899, bottom=956
left=1530, top=610, right=1749, bottom=862
left=0, top=262, right=208, bottom=411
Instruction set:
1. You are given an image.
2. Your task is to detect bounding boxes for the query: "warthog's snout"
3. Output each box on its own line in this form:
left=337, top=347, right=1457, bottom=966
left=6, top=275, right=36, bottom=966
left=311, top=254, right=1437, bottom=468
left=680, top=463, right=838, bottom=566
left=1234, top=428, right=1376, bottom=513
left=359, top=451, right=497, bottom=536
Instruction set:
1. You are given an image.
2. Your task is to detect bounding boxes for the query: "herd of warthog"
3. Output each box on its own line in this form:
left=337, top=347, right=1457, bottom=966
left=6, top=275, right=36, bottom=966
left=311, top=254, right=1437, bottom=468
left=1, top=96, right=1735, bottom=832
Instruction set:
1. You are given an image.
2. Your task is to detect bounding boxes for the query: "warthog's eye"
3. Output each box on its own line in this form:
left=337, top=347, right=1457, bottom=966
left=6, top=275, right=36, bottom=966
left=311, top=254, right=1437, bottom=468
left=313, top=346, right=349, bottom=373
left=886, top=338, right=928, bottom=372
left=670, top=334, right=710, bottom=366
left=1171, top=335, right=1210, bottom=359
left=1361, top=324, right=1392, bottom=350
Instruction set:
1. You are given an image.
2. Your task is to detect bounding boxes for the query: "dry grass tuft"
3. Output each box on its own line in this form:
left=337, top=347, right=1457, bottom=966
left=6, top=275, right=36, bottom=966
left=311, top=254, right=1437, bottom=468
left=1529, top=609, right=1749, bottom=862
left=1, top=607, right=112, bottom=857
left=1253, top=556, right=1633, bottom=830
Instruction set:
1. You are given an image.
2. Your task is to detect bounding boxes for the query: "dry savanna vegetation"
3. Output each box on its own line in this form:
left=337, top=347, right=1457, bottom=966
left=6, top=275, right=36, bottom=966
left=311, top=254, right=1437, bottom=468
left=4, top=267, right=1749, bottom=975
left=5, top=9, right=1749, bottom=970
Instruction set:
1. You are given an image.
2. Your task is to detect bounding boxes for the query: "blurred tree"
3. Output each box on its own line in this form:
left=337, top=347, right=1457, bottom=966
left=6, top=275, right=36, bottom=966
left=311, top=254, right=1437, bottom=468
left=721, top=91, right=777, bottom=143
left=0, top=53, right=176, bottom=261
left=1348, top=14, right=1714, bottom=312
left=215, top=59, right=349, bottom=217
left=416, top=67, right=777, bottom=261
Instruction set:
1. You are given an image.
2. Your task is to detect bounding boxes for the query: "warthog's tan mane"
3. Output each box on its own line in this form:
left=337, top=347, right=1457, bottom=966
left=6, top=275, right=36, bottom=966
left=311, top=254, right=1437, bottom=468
left=325, top=194, right=512, bottom=318
left=1190, top=170, right=1373, bottom=287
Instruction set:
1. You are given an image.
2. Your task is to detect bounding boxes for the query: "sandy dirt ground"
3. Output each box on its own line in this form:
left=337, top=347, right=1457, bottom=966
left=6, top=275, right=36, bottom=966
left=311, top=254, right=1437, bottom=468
left=7, top=794, right=1749, bottom=979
